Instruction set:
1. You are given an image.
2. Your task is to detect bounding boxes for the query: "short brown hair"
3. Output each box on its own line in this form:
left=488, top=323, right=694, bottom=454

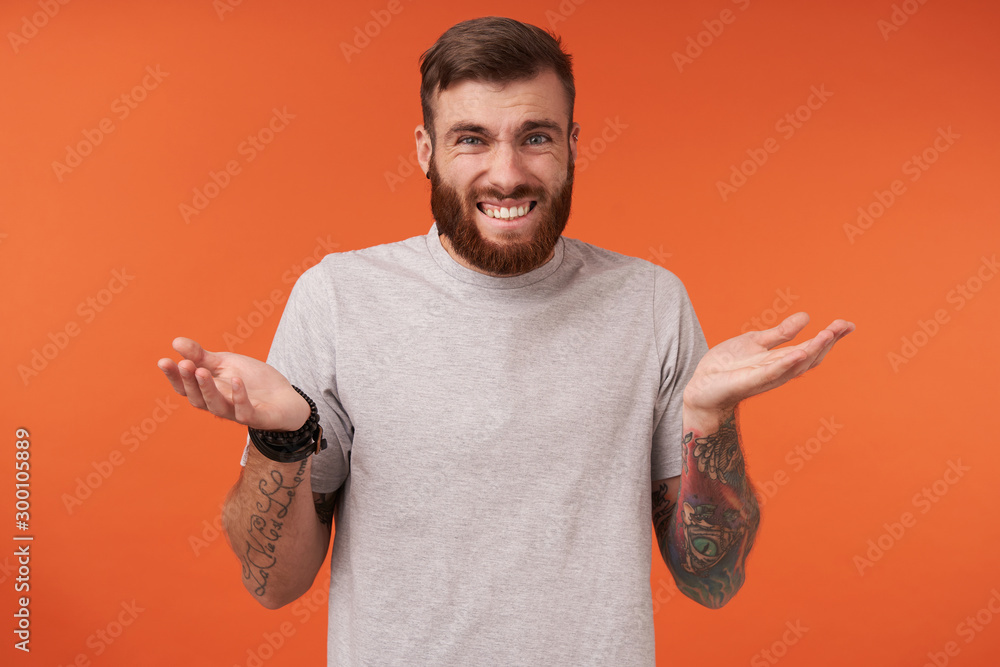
left=419, top=16, right=575, bottom=145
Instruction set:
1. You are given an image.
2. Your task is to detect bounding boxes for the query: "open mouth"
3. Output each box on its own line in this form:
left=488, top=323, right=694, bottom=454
left=476, top=201, right=538, bottom=221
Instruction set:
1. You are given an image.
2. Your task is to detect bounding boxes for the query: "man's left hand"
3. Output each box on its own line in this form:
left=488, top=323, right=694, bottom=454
left=683, top=312, right=855, bottom=423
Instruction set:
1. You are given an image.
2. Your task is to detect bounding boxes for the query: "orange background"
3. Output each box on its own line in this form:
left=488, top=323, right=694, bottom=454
left=3, top=0, right=999, bottom=665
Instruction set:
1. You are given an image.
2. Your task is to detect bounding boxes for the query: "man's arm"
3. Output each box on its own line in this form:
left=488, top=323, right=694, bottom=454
left=652, top=408, right=760, bottom=609
left=158, top=337, right=341, bottom=609
left=653, top=312, right=854, bottom=608
left=222, top=448, right=336, bottom=609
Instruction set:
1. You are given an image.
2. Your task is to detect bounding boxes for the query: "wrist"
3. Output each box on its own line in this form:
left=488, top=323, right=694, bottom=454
left=283, top=392, right=311, bottom=432
left=249, top=386, right=328, bottom=463
left=682, top=399, right=736, bottom=434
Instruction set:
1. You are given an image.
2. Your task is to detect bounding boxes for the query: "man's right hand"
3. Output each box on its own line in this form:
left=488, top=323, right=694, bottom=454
left=156, top=337, right=310, bottom=432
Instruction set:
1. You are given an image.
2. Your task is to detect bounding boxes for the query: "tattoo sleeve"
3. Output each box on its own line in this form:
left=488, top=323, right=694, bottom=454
left=652, top=410, right=761, bottom=608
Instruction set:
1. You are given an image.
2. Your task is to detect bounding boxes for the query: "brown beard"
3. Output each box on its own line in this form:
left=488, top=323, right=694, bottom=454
left=429, top=156, right=574, bottom=276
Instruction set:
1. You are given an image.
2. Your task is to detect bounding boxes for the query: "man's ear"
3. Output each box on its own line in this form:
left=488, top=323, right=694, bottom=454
left=569, top=121, right=581, bottom=164
left=415, top=125, right=433, bottom=177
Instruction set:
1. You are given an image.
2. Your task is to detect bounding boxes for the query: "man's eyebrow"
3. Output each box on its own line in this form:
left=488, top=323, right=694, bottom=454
left=520, top=119, right=564, bottom=134
left=445, top=123, right=493, bottom=140
left=444, top=119, right=566, bottom=141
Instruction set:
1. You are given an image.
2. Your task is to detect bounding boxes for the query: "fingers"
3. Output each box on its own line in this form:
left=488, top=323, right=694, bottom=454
left=159, top=337, right=219, bottom=405
left=158, top=339, right=255, bottom=426
left=803, top=319, right=855, bottom=371
left=176, top=359, right=208, bottom=409
left=716, top=347, right=807, bottom=404
left=757, top=347, right=810, bottom=388
left=231, top=377, right=255, bottom=426
left=752, top=312, right=811, bottom=350
left=171, top=337, right=218, bottom=368
left=776, top=319, right=856, bottom=379
left=750, top=318, right=855, bottom=390
left=156, top=358, right=187, bottom=395
left=197, top=367, right=235, bottom=419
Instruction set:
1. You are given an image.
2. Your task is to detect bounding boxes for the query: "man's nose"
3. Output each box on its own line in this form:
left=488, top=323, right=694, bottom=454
left=485, top=142, right=528, bottom=194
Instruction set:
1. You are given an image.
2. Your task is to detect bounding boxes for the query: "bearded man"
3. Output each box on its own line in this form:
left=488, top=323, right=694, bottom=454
left=158, top=16, right=853, bottom=666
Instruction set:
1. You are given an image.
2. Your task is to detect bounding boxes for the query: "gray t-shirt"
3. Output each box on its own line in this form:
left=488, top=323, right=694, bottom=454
left=242, top=222, right=708, bottom=665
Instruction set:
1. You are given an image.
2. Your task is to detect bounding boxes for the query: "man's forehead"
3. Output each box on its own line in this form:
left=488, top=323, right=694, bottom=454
left=432, top=70, right=571, bottom=133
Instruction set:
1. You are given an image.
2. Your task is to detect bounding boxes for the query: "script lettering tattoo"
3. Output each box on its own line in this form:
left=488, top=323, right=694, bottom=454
left=653, top=411, right=761, bottom=608
left=239, top=460, right=308, bottom=597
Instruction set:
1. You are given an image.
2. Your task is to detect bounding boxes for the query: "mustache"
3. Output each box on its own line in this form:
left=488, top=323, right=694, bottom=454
left=467, top=185, right=546, bottom=202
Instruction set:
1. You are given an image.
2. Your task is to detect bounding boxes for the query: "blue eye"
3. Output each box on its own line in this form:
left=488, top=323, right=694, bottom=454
left=526, top=134, right=550, bottom=145
left=458, top=136, right=482, bottom=145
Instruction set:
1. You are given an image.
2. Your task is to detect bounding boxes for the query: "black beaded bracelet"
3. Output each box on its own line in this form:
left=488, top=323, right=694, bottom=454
left=248, top=386, right=328, bottom=463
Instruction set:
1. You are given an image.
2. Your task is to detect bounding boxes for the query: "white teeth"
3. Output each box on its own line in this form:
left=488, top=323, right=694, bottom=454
left=481, top=203, right=532, bottom=221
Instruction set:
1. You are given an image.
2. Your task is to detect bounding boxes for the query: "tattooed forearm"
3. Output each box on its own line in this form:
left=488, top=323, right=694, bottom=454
left=238, top=459, right=308, bottom=597
left=653, top=410, right=761, bottom=609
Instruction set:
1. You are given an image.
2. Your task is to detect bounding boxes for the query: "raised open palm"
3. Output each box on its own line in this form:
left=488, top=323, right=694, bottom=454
left=156, top=337, right=310, bottom=432
left=684, top=312, right=855, bottom=415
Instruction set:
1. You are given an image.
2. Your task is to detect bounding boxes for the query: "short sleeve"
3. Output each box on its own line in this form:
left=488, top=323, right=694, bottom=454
left=650, top=265, right=709, bottom=481
left=239, top=262, right=353, bottom=494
